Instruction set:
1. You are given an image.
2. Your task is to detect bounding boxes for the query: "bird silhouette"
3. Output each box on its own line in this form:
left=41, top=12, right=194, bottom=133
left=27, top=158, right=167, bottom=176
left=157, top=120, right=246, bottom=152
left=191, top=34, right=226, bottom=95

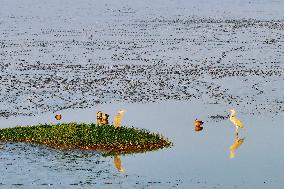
left=229, top=109, right=244, bottom=133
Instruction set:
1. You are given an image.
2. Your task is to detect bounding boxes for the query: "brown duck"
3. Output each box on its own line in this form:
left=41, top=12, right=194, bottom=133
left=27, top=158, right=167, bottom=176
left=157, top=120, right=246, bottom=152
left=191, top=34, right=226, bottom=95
left=194, top=119, right=204, bottom=132
left=101, top=113, right=109, bottom=125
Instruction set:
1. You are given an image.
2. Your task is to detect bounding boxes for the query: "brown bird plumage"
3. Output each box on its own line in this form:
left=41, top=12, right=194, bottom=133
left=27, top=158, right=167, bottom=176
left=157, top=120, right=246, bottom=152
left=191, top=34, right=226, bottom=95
left=194, top=119, right=204, bottom=132
left=55, top=114, right=62, bottom=120
left=97, top=111, right=103, bottom=119
left=194, top=119, right=204, bottom=127
left=97, top=111, right=103, bottom=125
left=100, top=113, right=109, bottom=125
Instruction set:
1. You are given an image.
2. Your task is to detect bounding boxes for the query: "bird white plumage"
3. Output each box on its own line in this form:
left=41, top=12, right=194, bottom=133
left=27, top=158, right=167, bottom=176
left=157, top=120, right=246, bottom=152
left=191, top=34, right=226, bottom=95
left=114, top=109, right=126, bottom=129
left=229, top=109, right=244, bottom=133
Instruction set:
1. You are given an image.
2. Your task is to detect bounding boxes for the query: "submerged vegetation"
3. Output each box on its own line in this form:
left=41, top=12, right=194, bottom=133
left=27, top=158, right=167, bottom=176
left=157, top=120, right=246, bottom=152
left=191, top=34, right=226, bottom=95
left=0, top=123, right=172, bottom=155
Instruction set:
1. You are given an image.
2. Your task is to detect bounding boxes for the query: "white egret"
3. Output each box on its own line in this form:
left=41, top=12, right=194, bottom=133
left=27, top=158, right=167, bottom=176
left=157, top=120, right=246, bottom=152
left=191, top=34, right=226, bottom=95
left=229, top=109, right=244, bottom=133
left=114, top=109, right=126, bottom=129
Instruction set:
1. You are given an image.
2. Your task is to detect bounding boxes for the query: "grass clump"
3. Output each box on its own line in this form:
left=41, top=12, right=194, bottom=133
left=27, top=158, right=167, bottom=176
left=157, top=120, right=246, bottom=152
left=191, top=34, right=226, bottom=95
left=0, top=123, right=172, bottom=155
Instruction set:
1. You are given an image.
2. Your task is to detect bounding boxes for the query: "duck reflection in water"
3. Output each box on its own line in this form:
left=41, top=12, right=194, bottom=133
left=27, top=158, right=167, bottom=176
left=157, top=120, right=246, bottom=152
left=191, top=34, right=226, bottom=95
left=114, top=155, right=125, bottom=173
left=194, top=119, right=204, bottom=132
left=114, top=110, right=126, bottom=129
left=229, top=132, right=245, bottom=159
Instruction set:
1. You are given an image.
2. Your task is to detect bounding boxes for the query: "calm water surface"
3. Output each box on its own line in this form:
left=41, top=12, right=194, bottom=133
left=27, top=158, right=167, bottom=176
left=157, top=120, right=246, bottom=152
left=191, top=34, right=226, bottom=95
left=1, top=101, right=283, bottom=189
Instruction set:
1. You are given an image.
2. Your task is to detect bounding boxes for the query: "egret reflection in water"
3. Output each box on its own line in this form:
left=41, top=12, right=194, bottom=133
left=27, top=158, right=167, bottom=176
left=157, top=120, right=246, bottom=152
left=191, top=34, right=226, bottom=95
left=114, top=155, right=125, bottom=173
left=114, top=110, right=126, bottom=129
left=229, top=132, right=245, bottom=159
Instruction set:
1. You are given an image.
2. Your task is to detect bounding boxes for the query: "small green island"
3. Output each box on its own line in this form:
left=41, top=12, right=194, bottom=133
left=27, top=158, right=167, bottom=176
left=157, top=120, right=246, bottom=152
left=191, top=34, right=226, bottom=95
left=0, top=123, right=172, bottom=155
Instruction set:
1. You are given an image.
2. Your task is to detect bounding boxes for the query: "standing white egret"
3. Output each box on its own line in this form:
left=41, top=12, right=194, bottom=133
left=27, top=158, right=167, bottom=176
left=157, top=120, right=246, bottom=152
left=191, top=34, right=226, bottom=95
left=114, top=109, right=126, bottom=129
left=229, top=109, right=244, bottom=133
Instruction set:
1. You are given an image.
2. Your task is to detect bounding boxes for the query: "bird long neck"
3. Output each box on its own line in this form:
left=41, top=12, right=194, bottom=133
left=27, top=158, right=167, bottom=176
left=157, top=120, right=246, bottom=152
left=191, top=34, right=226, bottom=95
left=230, top=111, right=235, bottom=118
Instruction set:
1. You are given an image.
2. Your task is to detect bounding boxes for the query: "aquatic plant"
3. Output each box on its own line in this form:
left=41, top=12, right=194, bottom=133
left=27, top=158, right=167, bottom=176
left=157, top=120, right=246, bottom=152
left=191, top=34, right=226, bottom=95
left=0, top=123, right=172, bottom=155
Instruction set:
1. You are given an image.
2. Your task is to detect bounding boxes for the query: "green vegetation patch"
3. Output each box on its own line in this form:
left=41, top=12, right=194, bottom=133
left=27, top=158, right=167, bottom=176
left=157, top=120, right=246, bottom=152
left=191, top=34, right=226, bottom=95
left=0, top=123, right=172, bottom=155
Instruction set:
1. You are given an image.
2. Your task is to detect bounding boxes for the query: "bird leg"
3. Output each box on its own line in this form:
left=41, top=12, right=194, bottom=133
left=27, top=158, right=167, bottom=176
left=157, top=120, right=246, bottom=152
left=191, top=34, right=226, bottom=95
left=235, top=126, right=239, bottom=136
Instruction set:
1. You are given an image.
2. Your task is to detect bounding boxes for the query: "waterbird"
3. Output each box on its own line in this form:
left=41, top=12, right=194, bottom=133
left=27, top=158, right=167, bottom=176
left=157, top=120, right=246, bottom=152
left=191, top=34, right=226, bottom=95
left=229, top=109, right=244, bottom=133
left=96, top=111, right=102, bottom=119
left=194, top=119, right=204, bottom=127
left=195, top=126, right=203, bottom=132
left=97, top=118, right=103, bottom=125
left=101, top=113, right=109, bottom=125
left=102, top=113, right=109, bottom=120
left=97, top=111, right=103, bottom=125
left=114, top=109, right=126, bottom=129
left=194, top=119, right=204, bottom=132
left=55, top=114, right=62, bottom=120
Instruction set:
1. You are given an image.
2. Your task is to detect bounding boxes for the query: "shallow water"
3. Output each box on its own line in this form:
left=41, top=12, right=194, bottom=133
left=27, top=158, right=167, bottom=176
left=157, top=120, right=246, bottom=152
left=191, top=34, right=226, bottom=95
left=1, top=101, right=284, bottom=188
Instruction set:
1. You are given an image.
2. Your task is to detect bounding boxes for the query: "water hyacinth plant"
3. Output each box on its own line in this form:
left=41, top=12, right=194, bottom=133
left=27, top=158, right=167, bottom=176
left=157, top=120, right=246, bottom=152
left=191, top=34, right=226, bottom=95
left=0, top=123, right=172, bottom=155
